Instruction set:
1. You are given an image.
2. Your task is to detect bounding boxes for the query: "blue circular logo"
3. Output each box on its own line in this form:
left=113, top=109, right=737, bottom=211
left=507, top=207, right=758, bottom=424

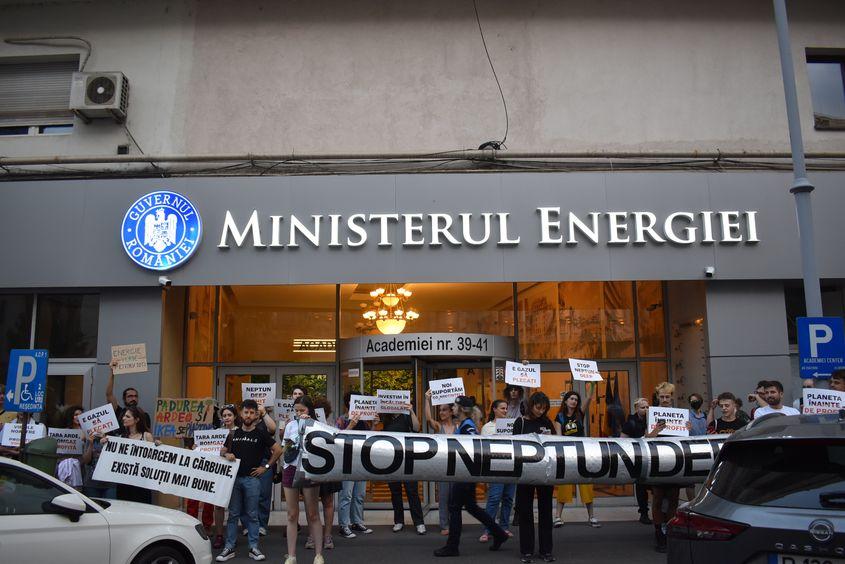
left=121, top=190, right=202, bottom=271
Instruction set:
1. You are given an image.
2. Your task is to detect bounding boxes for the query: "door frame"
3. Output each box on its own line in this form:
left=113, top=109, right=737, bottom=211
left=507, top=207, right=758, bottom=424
left=215, top=364, right=337, bottom=407
left=47, top=361, right=96, bottom=410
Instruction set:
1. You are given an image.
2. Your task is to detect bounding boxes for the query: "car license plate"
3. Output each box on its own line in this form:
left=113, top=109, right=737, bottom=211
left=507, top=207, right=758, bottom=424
left=771, top=556, right=845, bottom=564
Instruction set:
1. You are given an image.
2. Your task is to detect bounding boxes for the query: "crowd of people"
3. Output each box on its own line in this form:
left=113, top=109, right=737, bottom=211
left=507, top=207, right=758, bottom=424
left=4, top=363, right=843, bottom=563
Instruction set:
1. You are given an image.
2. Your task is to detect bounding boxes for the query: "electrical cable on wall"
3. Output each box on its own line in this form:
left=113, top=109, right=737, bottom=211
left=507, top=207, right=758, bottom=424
left=4, top=36, right=93, bottom=70
left=472, top=0, right=509, bottom=150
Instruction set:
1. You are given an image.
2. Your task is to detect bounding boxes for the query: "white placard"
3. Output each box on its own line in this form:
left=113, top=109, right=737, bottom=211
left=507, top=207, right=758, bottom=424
left=647, top=407, right=689, bottom=437
left=568, top=358, right=603, bottom=382
left=377, top=389, right=411, bottom=414
left=349, top=394, right=379, bottom=420
left=94, top=437, right=239, bottom=506
left=48, top=428, right=85, bottom=455
left=275, top=398, right=295, bottom=424
left=495, top=417, right=516, bottom=435
left=111, top=343, right=148, bottom=374
left=0, top=422, right=46, bottom=447
left=802, top=388, right=845, bottom=415
left=505, top=361, right=542, bottom=387
left=242, top=383, right=276, bottom=407
left=315, top=407, right=328, bottom=424
left=429, top=377, right=466, bottom=406
left=79, top=404, right=120, bottom=436
left=193, top=429, right=230, bottom=455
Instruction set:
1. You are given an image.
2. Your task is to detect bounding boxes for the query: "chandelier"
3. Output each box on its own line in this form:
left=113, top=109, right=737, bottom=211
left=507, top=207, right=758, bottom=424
left=362, top=284, right=420, bottom=334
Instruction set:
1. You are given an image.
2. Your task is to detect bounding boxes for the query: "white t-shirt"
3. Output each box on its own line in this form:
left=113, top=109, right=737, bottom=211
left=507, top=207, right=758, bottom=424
left=480, top=421, right=496, bottom=436
left=753, top=405, right=800, bottom=419
left=283, top=418, right=305, bottom=468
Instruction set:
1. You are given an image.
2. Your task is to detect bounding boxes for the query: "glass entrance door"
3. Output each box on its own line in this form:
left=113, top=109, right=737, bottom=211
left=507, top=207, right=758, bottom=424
left=217, top=365, right=335, bottom=407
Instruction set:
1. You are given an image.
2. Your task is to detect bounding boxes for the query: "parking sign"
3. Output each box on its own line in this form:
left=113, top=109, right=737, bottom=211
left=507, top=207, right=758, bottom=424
left=4, top=349, right=48, bottom=412
left=797, top=317, right=845, bottom=380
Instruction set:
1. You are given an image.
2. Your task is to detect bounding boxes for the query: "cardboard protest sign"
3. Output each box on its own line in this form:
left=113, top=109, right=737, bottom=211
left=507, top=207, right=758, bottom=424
left=495, top=417, right=516, bottom=435
left=315, top=408, right=328, bottom=424
left=377, top=389, right=411, bottom=414
left=242, top=383, right=276, bottom=407
left=275, top=398, right=295, bottom=424
left=193, top=429, right=231, bottom=455
left=154, top=398, right=215, bottom=438
left=0, top=422, right=46, bottom=447
left=568, top=358, right=603, bottom=382
left=48, top=428, right=85, bottom=455
left=349, top=394, right=379, bottom=420
left=647, top=407, right=689, bottom=437
left=111, top=343, right=148, bottom=375
left=429, top=377, right=465, bottom=406
left=802, top=388, right=845, bottom=415
left=505, top=361, right=541, bottom=387
left=94, top=437, right=240, bottom=506
left=79, top=404, right=120, bottom=436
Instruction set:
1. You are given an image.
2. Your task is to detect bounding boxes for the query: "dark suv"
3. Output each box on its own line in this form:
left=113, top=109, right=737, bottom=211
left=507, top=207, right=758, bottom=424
left=667, top=413, right=845, bottom=564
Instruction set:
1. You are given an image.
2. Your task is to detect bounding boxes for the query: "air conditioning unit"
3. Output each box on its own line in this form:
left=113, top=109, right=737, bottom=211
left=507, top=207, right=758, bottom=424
left=69, top=71, right=129, bottom=124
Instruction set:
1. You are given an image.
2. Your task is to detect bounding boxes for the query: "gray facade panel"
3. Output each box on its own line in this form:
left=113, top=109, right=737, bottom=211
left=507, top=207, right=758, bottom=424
left=708, top=355, right=793, bottom=406
left=705, top=280, right=789, bottom=358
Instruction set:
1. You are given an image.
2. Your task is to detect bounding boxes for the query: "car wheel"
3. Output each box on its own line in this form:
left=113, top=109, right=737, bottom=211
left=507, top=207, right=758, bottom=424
left=132, top=545, right=188, bottom=564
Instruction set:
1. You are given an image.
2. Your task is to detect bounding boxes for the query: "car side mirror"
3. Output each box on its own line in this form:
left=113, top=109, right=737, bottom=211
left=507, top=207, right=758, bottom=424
left=49, top=493, right=87, bottom=522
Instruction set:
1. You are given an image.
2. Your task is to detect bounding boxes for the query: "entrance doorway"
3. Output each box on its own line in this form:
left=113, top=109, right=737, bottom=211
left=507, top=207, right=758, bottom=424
left=217, top=365, right=336, bottom=406
left=42, top=362, right=96, bottom=427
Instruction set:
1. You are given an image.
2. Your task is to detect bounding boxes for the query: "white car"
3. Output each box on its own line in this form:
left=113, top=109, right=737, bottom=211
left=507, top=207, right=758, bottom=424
left=0, top=457, right=212, bottom=564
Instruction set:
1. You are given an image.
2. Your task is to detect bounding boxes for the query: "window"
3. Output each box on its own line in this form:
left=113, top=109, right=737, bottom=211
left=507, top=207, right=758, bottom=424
left=0, top=465, right=67, bottom=516
left=34, top=294, right=99, bottom=358
left=806, top=52, right=845, bottom=130
left=0, top=294, right=34, bottom=389
left=0, top=57, right=77, bottom=135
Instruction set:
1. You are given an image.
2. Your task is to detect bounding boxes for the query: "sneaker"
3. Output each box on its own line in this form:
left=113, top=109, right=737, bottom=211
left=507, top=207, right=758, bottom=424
left=350, top=523, right=373, bottom=534
left=324, top=535, right=334, bottom=549
left=440, top=529, right=449, bottom=536
left=478, top=533, right=489, bottom=543
left=284, top=556, right=297, bottom=564
left=552, top=518, right=563, bottom=528
left=338, top=526, right=356, bottom=539
left=313, top=556, right=324, bottom=564
left=490, top=533, right=509, bottom=551
left=540, top=554, right=556, bottom=563
left=212, top=535, right=225, bottom=549
left=588, top=517, right=602, bottom=528
left=216, top=548, right=236, bottom=562
left=392, top=523, right=404, bottom=533
left=248, top=547, right=266, bottom=561
left=505, top=530, right=514, bottom=538
left=639, top=513, right=653, bottom=525
left=242, top=528, right=248, bottom=536
left=520, top=555, right=533, bottom=564
left=416, top=524, right=427, bottom=535
left=305, top=536, right=315, bottom=549
left=259, top=526, right=267, bottom=537
left=433, top=546, right=460, bottom=557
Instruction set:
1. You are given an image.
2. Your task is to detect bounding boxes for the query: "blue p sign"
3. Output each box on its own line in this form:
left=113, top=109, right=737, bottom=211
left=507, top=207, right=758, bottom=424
left=4, top=349, right=48, bottom=413
left=797, top=317, right=845, bottom=380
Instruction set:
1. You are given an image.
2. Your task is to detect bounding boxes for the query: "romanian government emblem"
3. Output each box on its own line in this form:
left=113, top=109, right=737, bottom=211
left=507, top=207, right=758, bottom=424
left=121, top=190, right=202, bottom=271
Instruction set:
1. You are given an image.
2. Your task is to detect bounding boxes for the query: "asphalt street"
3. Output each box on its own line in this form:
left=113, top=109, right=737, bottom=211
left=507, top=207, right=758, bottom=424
left=223, top=521, right=666, bottom=564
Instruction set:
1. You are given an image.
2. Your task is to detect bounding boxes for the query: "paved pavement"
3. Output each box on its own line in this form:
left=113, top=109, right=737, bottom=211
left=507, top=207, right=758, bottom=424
left=221, top=520, right=667, bottom=563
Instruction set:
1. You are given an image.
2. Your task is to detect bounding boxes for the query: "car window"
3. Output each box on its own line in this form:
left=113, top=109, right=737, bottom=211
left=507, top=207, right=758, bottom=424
left=0, top=465, right=68, bottom=515
left=707, top=439, right=845, bottom=510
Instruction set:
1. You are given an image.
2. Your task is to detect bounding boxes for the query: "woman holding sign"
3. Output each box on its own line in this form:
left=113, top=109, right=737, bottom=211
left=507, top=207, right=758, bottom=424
left=111, top=406, right=155, bottom=504
left=551, top=388, right=600, bottom=529
left=424, top=389, right=458, bottom=535
left=479, top=399, right=515, bottom=543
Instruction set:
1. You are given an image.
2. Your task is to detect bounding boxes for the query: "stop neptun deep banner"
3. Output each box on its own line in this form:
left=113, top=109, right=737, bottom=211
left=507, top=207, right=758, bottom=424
left=93, top=437, right=239, bottom=505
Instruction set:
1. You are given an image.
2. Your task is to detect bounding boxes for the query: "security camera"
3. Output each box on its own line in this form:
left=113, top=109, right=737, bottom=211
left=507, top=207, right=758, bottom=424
left=704, top=266, right=716, bottom=278
left=158, top=276, right=172, bottom=287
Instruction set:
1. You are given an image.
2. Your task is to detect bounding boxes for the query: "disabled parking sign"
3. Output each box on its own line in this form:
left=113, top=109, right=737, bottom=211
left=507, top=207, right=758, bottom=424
left=797, top=317, right=845, bottom=380
left=4, top=349, right=48, bottom=412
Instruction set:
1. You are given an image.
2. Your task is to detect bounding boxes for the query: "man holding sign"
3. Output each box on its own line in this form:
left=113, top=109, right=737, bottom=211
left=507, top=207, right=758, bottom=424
left=106, top=358, right=151, bottom=431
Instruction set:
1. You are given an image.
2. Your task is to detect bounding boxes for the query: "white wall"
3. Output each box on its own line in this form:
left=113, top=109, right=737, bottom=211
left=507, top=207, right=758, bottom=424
left=2, top=0, right=845, bottom=158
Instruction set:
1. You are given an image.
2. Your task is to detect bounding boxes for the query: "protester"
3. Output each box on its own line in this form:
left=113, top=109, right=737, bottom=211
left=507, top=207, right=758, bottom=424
left=753, top=380, right=800, bottom=418
left=829, top=369, right=845, bottom=392
left=747, top=380, right=769, bottom=419
left=793, top=378, right=816, bottom=411
left=292, top=385, right=308, bottom=400
left=425, top=388, right=458, bottom=535
left=513, top=392, right=556, bottom=563
left=706, top=393, right=746, bottom=435
left=56, top=405, right=84, bottom=490
left=307, top=397, right=341, bottom=551
left=210, top=403, right=240, bottom=549
left=434, top=395, right=509, bottom=557
left=81, top=423, right=115, bottom=499
left=552, top=388, right=599, bottom=529
left=282, top=396, right=325, bottom=564
left=242, top=401, right=278, bottom=538
left=380, top=402, right=426, bottom=534
left=620, top=397, right=651, bottom=524
left=336, top=391, right=373, bottom=540
left=503, top=384, right=527, bottom=418
left=647, top=382, right=682, bottom=553
left=106, top=357, right=152, bottom=430
left=479, top=399, right=515, bottom=542
left=216, top=399, right=282, bottom=562
left=684, top=392, right=708, bottom=501
left=107, top=406, right=155, bottom=504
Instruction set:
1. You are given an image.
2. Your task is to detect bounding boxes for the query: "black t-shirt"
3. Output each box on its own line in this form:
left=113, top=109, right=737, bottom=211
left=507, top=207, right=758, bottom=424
left=555, top=411, right=584, bottom=437
left=382, top=413, right=414, bottom=433
left=224, top=426, right=276, bottom=477
left=709, top=417, right=746, bottom=435
left=513, top=415, right=555, bottom=436
left=621, top=414, right=647, bottom=438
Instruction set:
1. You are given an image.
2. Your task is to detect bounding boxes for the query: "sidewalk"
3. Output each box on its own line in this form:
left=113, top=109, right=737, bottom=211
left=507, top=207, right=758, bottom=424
left=221, top=519, right=666, bottom=563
